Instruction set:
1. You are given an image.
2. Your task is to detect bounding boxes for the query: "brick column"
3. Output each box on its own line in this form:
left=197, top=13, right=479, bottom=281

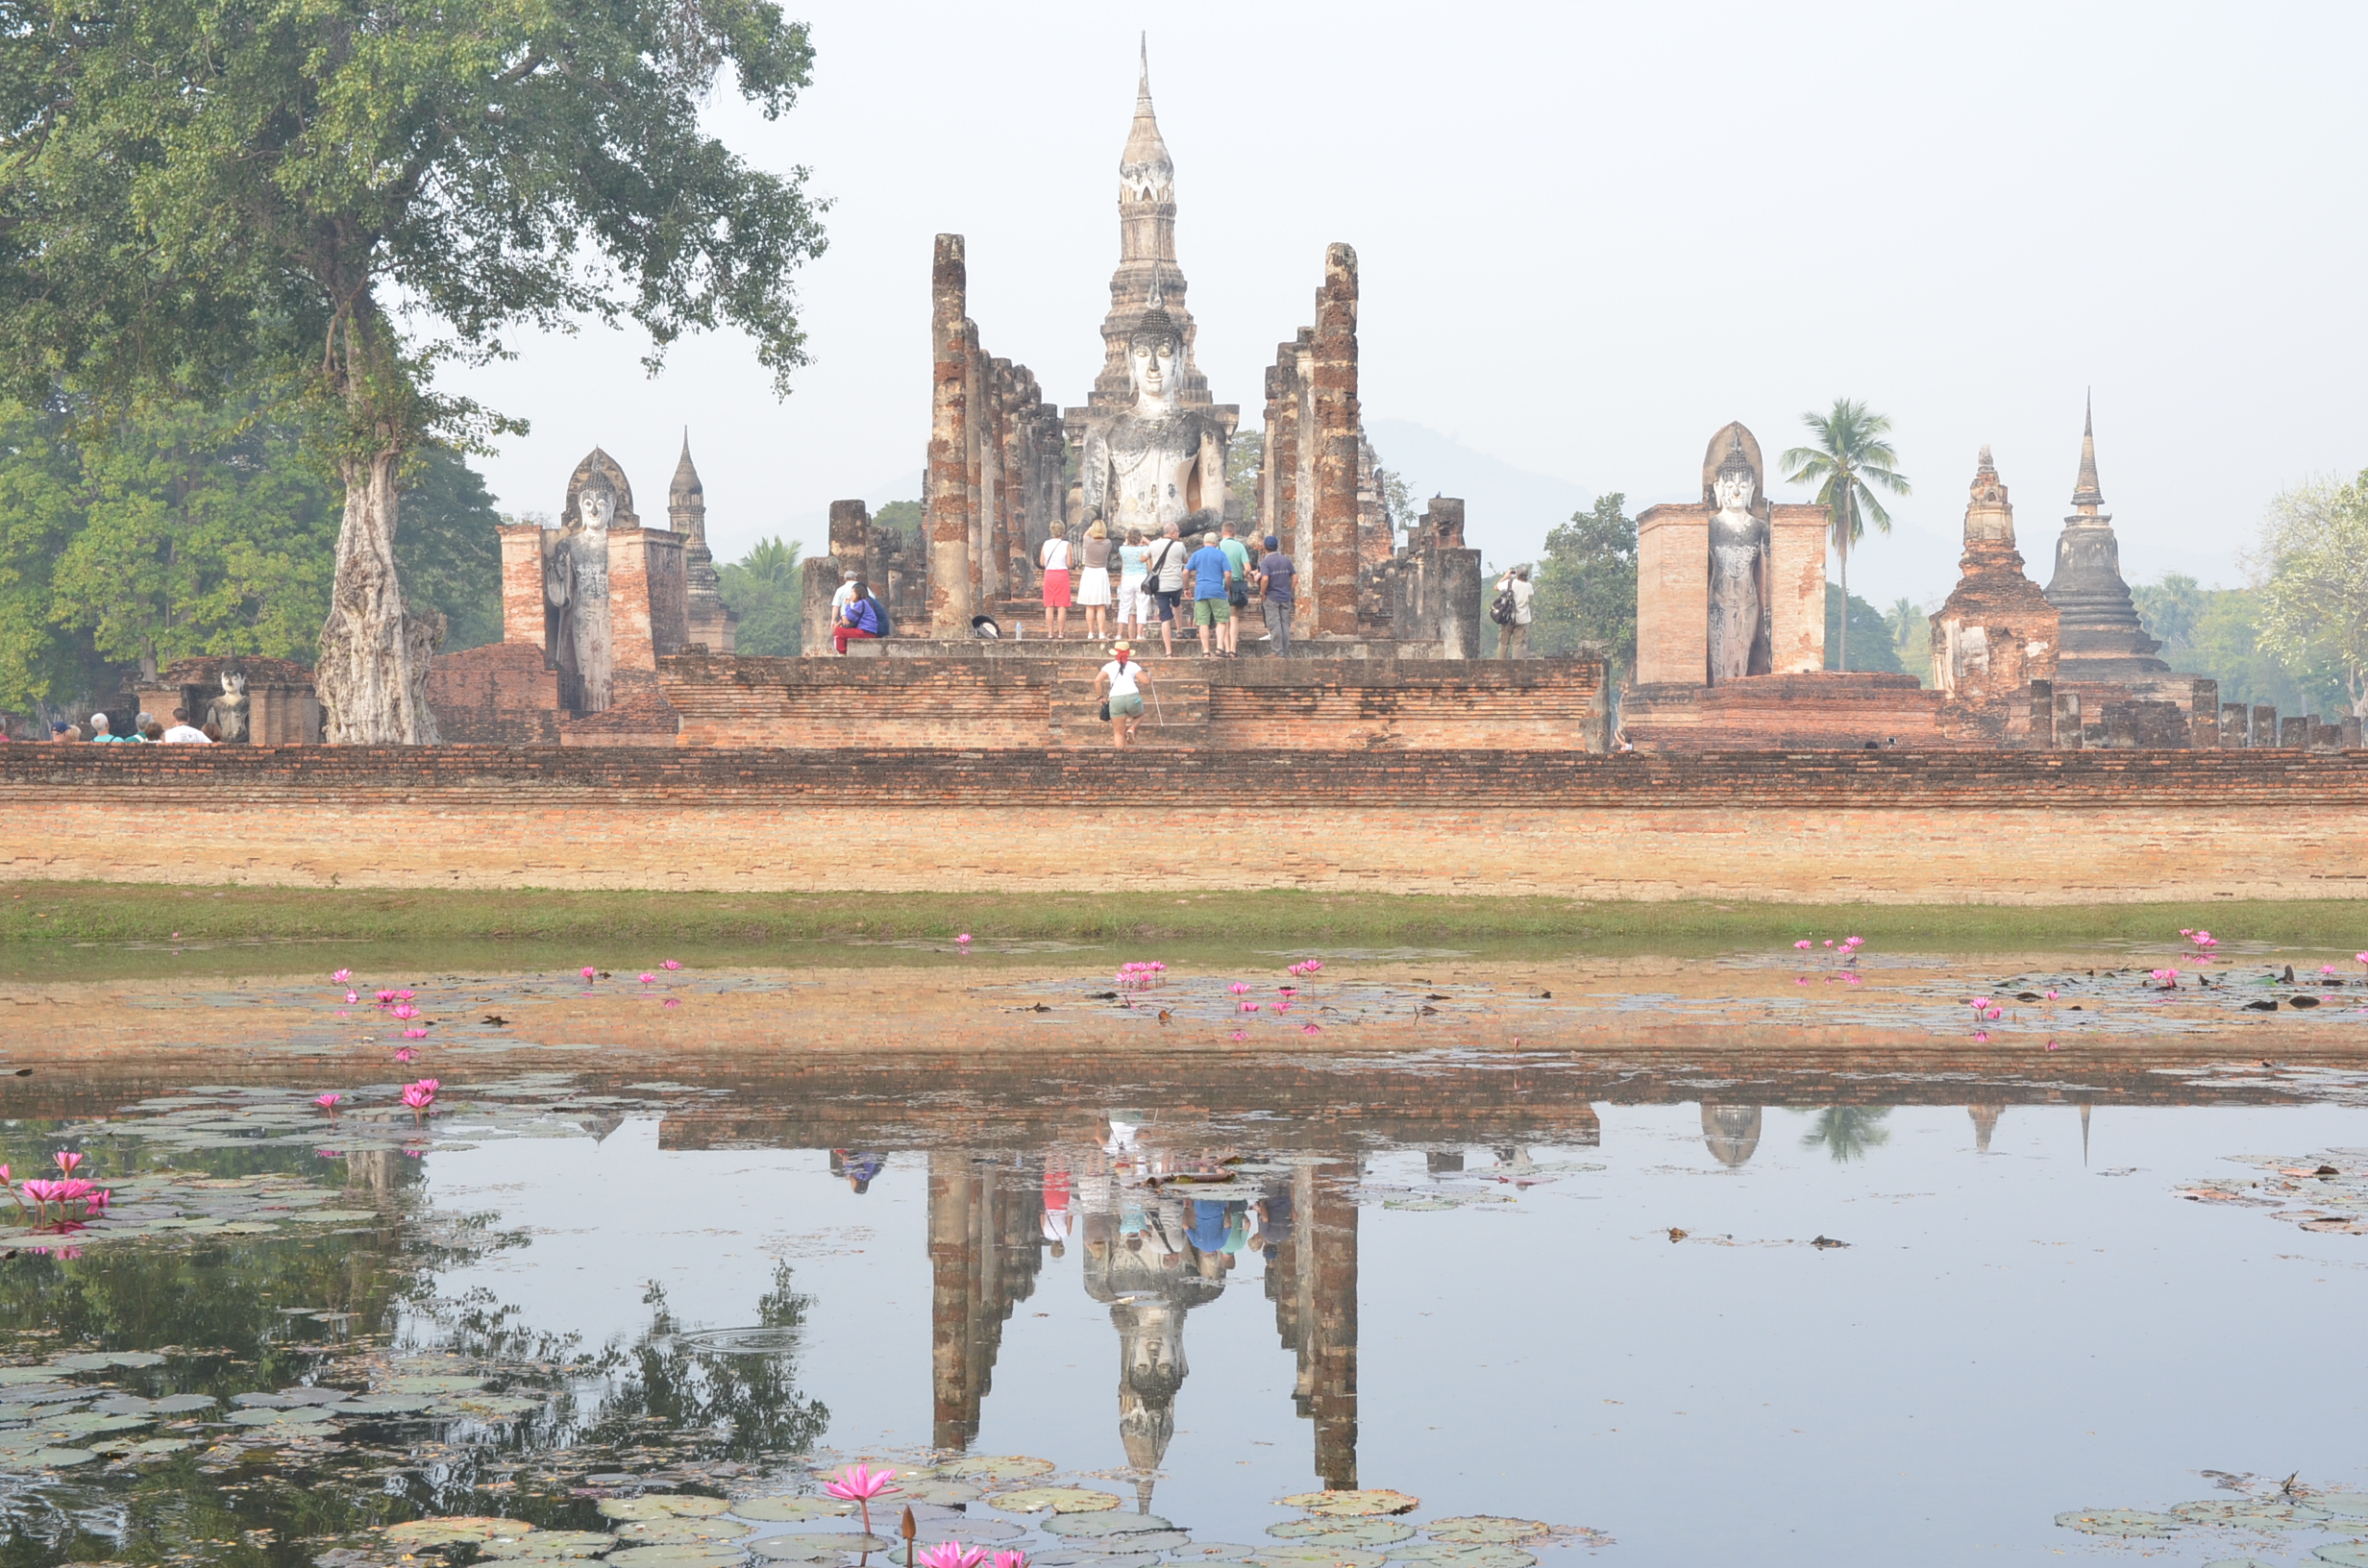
left=928, top=234, right=974, bottom=635
left=496, top=524, right=550, bottom=649
left=1311, top=245, right=1361, bottom=638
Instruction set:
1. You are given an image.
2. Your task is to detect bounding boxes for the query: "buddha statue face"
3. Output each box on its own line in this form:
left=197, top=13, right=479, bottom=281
left=1713, top=467, right=1754, bottom=514
left=1129, top=331, right=1179, bottom=404
left=579, top=485, right=615, bottom=532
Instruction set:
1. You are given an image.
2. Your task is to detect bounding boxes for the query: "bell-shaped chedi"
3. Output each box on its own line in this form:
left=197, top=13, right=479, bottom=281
left=1930, top=447, right=2059, bottom=702
left=2044, top=398, right=2168, bottom=680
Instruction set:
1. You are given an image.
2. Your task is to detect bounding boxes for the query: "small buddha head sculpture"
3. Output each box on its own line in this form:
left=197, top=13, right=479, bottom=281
left=1127, top=265, right=1182, bottom=405
left=578, top=477, right=617, bottom=534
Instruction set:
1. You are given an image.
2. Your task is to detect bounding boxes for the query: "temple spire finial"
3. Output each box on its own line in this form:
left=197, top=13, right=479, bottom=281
left=1139, top=31, right=1148, bottom=99
left=2070, top=390, right=2105, bottom=513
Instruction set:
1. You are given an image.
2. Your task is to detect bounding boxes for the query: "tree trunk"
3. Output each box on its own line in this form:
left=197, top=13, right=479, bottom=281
left=1834, top=485, right=1851, bottom=673
left=316, top=446, right=441, bottom=744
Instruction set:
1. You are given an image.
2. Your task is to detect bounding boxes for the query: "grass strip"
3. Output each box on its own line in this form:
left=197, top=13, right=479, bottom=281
left=2, top=882, right=2362, bottom=952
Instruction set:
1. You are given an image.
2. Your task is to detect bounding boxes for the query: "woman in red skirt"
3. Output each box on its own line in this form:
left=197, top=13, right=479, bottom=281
left=1039, top=529, right=1073, bottom=639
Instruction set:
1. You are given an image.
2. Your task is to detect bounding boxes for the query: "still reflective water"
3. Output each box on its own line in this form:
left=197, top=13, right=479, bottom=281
left=2, top=952, right=2366, bottom=1568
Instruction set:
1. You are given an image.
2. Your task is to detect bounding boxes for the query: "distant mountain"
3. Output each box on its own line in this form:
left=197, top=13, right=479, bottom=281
left=1363, top=418, right=1595, bottom=570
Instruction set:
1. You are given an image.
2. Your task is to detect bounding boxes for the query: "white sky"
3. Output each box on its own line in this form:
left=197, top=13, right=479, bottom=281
left=441, top=1, right=2368, bottom=610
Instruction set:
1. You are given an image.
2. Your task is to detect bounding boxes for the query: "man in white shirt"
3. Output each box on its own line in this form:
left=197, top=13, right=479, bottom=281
left=1495, top=565, right=1535, bottom=660
left=160, top=708, right=212, bottom=744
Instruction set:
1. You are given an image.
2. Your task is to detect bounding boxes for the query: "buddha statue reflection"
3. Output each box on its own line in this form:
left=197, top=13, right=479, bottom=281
left=1706, top=435, right=1772, bottom=683
left=1082, top=270, right=1225, bottom=539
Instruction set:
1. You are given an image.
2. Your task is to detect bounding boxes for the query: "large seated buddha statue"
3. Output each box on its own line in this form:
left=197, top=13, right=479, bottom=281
left=1082, top=270, right=1227, bottom=536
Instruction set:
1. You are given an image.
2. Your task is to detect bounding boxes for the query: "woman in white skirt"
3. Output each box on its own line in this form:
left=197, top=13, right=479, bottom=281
left=1075, top=520, right=1116, bottom=641
left=1116, top=527, right=1151, bottom=636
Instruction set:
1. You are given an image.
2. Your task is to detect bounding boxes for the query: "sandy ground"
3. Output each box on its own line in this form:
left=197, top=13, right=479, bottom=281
left=3, top=948, right=2364, bottom=1073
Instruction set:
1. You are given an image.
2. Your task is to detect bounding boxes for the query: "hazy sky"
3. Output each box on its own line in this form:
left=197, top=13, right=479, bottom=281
left=442, top=1, right=2368, bottom=610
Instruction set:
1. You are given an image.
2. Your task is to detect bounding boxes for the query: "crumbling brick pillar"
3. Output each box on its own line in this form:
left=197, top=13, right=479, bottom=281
left=2189, top=679, right=2219, bottom=749
left=2053, top=690, right=2082, bottom=749
left=2028, top=680, right=2055, bottom=748
left=928, top=234, right=974, bottom=636
left=2219, top=702, right=2247, bottom=749
left=2253, top=705, right=2278, bottom=747
left=495, top=525, right=550, bottom=649
left=1311, top=245, right=1361, bottom=638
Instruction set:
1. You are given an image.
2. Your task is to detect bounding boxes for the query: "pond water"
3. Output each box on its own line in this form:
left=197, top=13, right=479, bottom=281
left=2, top=949, right=2367, bottom=1568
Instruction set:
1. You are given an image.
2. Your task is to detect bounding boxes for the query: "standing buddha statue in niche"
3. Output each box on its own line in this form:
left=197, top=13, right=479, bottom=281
left=1082, top=269, right=1226, bottom=539
left=1706, top=431, right=1772, bottom=683
left=546, top=476, right=617, bottom=713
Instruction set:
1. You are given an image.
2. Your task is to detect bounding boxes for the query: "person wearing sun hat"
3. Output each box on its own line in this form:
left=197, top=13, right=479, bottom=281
left=1093, top=640, right=1153, bottom=748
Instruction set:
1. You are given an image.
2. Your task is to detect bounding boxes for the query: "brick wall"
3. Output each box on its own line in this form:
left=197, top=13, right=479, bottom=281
left=423, top=643, right=561, bottom=745
left=4, top=746, right=2363, bottom=902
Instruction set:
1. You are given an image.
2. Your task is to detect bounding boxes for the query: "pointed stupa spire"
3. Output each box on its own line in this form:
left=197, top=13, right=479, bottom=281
left=1119, top=34, right=1173, bottom=212
left=670, top=426, right=703, bottom=502
left=2070, top=390, right=2105, bottom=513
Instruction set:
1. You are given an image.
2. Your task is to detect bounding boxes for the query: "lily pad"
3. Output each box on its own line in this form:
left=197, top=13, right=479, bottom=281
left=929, top=1455, right=1056, bottom=1482
left=1385, top=1549, right=1534, bottom=1568
left=2314, top=1494, right=2368, bottom=1520
left=731, top=1498, right=855, bottom=1524
left=340, top=1394, right=436, bottom=1415
left=897, top=1480, right=983, bottom=1507
left=1250, top=1551, right=1388, bottom=1568
left=1278, top=1492, right=1420, bottom=1519
left=1418, top=1521, right=1545, bottom=1548
left=25, top=1447, right=97, bottom=1466
left=228, top=1409, right=293, bottom=1427
left=1170, top=1547, right=1264, bottom=1563
left=0, top=1368, right=62, bottom=1386
left=601, top=1498, right=737, bottom=1522
left=1044, top=1514, right=1175, bottom=1539
left=746, top=1534, right=891, bottom=1558
left=992, top=1487, right=1123, bottom=1515
left=481, top=1531, right=620, bottom=1560
left=128, top=1437, right=197, bottom=1456
left=1036, top=1554, right=1163, bottom=1568
left=387, top=1517, right=539, bottom=1546
left=152, top=1394, right=218, bottom=1414
left=2053, top=1508, right=2180, bottom=1539
left=604, top=1549, right=745, bottom=1568
left=2316, top=1549, right=2368, bottom=1568
left=2170, top=1499, right=2324, bottom=1530
left=385, top=1373, right=491, bottom=1395
left=1070, top=1533, right=1187, bottom=1554
left=618, top=1521, right=753, bottom=1546
left=1269, top=1523, right=1413, bottom=1547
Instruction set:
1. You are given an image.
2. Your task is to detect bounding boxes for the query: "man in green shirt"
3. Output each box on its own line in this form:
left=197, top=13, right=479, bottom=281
left=1217, top=522, right=1253, bottom=657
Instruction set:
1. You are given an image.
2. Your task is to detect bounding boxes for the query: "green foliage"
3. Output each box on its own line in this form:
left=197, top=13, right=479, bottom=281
left=1530, top=493, right=1638, bottom=671
left=395, top=445, right=505, bottom=653
left=1885, top=597, right=1934, bottom=685
left=1227, top=431, right=1264, bottom=527
left=718, top=536, right=804, bottom=656
left=872, top=500, right=925, bottom=549
left=2254, top=471, right=2368, bottom=717
left=1826, top=584, right=1904, bottom=674
left=2134, top=573, right=2343, bottom=717
left=1799, top=1106, right=1891, bottom=1164
left=0, top=402, right=93, bottom=709
left=1783, top=400, right=1911, bottom=671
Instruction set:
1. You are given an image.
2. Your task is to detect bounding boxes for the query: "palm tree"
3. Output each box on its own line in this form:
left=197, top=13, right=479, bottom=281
left=736, top=536, right=802, bottom=584
left=1782, top=400, right=1911, bottom=672
left=1799, top=1106, right=1891, bottom=1164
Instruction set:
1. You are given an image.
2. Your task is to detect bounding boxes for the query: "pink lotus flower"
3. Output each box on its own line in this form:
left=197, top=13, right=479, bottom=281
left=638, top=972, right=656, bottom=985
left=393, top=1046, right=418, bottom=1063
left=1795, top=976, right=1809, bottom=986
left=1842, top=936, right=1863, bottom=948
left=314, top=1092, right=342, bottom=1115
left=2046, top=990, right=2060, bottom=1000
left=402, top=1079, right=439, bottom=1118
left=2046, top=1040, right=2061, bottom=1051
left=580, top=967, right=597, bottom=980
left=1278, top=985, right=1296, bottom=995
left=401, top=1027, right=428, bottom=1039
left=1301, top=1022, right=1321, bottom=1035
left=1973, top=1030, right=1990, bottom=1043
left=917, top=1546, right=986, bottom=1568
left=333, top=968, right=351, bottom=983
left=1230, top=1030, right=1246, bottom=1041
left=1240, top=1001, right=1260, bottom=1013
left=825, top=1462, right=899, bottom=1536
left=993, top=1553, right=1030, bottom=1568
left=345, top=991, right=359, bottom=1004
left=1823, top=939, right=1834, bottom=948
left=1969, top=997, right=1991, bottom=1011
left=2323, top=965, right=2340, bottom=975
left=376, top=990, right=397, bottom=1005
left=1793, top=940, right=1813, bottom=951
left=1986, top=1007, right=2002, bottom=1019
left=662, top=960, right=681, bottom=970
left=661, top=997, right=680, bottom=1008
left=53, top=1151, right=82, bottom=1177
left=1841, top=973, right=1862, bottom=986
left=397, top=990, right=415, bottom=1000
left=389, top=1004, right=419, bottom=1021
left=955, top=933, right=973, bottom=946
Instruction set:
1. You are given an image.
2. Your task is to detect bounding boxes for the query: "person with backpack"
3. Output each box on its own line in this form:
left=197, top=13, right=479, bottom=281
left=833, top=578, right=889, bottom=653
left=1092, top=640, right=1155, bottom=747
left=1492, top=565, right=1534, bottom=659
left=1143, top=523, right=1189, bottom=657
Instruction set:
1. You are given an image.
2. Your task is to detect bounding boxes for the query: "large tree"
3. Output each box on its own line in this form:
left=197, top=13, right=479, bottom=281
left=2254, top=470, right=2368, bottom=718
left=1782, top=399, right=1910, bottom=672
left=717, top=534, right=802, bottom=656
left=0, top=0, right=826, bottom=740
left=1530, top=493, right=1638, bottom=671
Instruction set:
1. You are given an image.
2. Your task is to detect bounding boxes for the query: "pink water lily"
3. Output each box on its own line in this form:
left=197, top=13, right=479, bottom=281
left=917, top=1545, right=986, bottom=1568
left=401, top=1027, right=428, bottom=1039
left=376, top=990, right=397, bottom=1005
left=955, top=933, right=973, bottom=946
left=1301, top=1022, right=1321, bottom=1035
left=992, top=1553, right=1030, bottom=1568
left=389, top=1004, right=419, bottom=1021
left=1228, top=982, right=1251, bottom=995
left=1230, top=1030, right=1247, bottom=1041
left=345, top=991, right=359, bottom=1004
left=332, top=968, right=351, bottom=983
left=53, top=1151, right=82, bottom=1177
left=402, top=1079, right=439, bottom=1120
left=661, top=997, right=680, bottom=1008
left=1793, top=940, right=1813, bottom=951
left=638, top=972, right=656, bottom=985
left=1972, top=1030, right=1990, bottom=1043
left=661, top=959, right=682, bottom=970
left=1240, top=1001, right=1260, bottom=1012
left=2046, top=990, right=2060, bottom=1001
left=393, top=1046, right=418, bottom=1063
left=824, top=1462, right=898, bottom=1536
left=314, top=1092, right=342, bottom=1115
left=580, top=967, right=597, bottom=980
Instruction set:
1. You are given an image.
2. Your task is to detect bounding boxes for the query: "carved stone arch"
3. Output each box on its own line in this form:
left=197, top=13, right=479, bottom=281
left=561, top=448, right=641, bottom=529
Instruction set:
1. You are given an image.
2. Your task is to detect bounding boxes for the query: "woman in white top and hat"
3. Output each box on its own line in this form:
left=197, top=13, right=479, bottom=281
left=1092, top=641, right=1153, bottom=748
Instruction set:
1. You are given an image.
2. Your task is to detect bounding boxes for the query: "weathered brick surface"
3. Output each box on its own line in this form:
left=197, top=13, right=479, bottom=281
left=423, top=642, right=561, bottom=745
left=3, top=746, right=2363, bottom=902
left=1625, top=672, right=1954, bottom=750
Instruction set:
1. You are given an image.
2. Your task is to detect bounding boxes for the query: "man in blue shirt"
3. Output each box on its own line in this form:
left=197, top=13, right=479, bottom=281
left=1185, top=529, right=1233, bottom=658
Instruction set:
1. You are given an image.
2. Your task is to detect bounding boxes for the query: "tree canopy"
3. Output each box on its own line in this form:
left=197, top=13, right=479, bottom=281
left=1529, top=493, right=1638, bottom=672
left=1783, top=400, right=1910, bottom=672
left=718, top=536, right=804, bottom=656
left=0, top=0, right=827, bottom=738
left=2254, top=471, right=2368, bottom=718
